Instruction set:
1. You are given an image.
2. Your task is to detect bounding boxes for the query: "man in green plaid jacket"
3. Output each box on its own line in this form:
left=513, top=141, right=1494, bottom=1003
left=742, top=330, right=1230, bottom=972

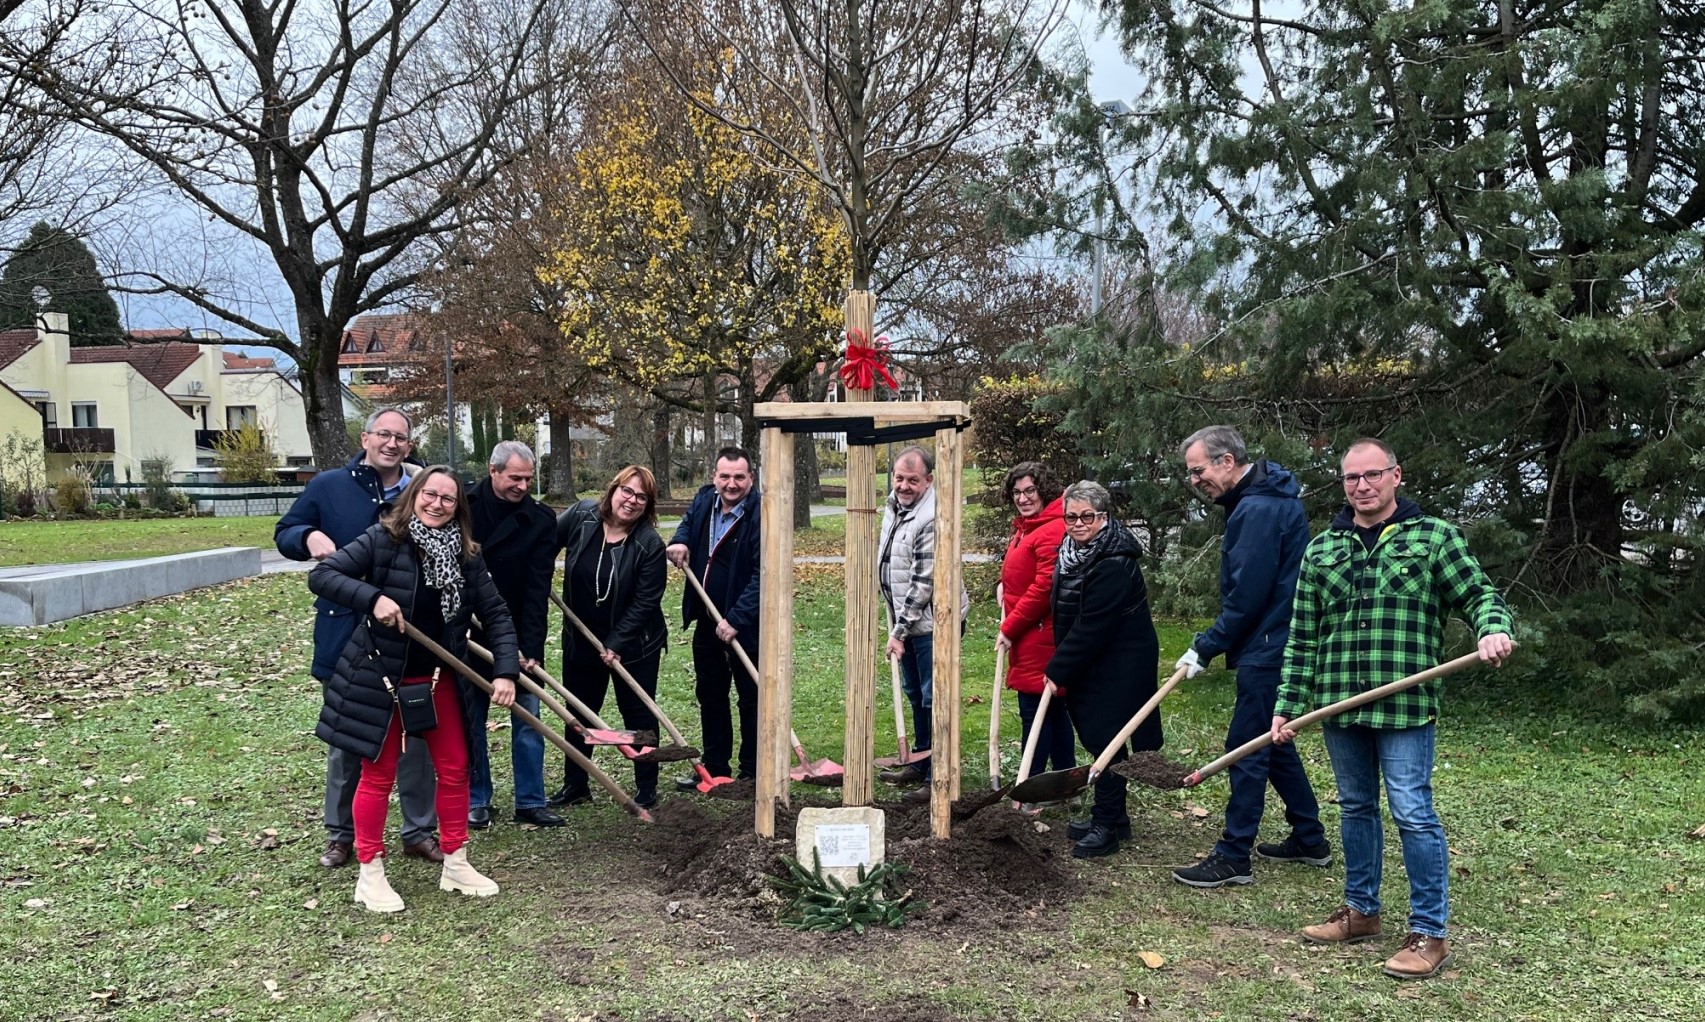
left=1272, top=438, right=1513, bottom=981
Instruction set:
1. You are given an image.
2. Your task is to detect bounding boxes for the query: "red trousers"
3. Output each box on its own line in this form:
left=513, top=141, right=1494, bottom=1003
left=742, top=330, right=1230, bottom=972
left=354, top=675, right=468, bottom=863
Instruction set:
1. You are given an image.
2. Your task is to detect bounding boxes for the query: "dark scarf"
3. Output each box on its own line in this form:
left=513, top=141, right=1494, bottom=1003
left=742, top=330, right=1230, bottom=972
left=407, top=517, right=465, bottom=620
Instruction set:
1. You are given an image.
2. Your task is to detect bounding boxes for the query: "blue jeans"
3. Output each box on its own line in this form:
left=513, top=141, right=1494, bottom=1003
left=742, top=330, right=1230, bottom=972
left=897, top=632, right=933, bottom=779
left=1321, top=723, right=1448, bottom=938
left=467, top=689, right=547, bottom=811
left=1214, top=663, right=1325, bottom=864
left=1016, top=690, right=1076, bottom=776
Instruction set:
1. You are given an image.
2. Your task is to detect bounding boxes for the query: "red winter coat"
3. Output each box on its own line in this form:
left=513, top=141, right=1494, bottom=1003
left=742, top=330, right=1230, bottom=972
left=999, top=497, right=1066, bottom=694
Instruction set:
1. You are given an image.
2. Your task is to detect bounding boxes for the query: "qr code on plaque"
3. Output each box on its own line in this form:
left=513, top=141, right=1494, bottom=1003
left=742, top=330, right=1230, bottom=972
left=819, top=834, right=841, bottom=855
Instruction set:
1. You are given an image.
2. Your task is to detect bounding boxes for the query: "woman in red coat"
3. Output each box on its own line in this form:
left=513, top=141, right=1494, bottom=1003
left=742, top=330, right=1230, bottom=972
left=996, top=462, right=1075, bottom=780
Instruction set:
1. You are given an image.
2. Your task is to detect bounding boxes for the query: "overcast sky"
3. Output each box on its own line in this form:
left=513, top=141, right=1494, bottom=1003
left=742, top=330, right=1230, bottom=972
left=108, top=1, right=1148, bottom=350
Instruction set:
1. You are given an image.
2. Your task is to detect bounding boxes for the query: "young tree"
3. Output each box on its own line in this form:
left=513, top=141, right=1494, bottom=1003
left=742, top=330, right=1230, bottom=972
left=8, top=0, right=611, bottom=468
left=0, top=221, right=123, bottom=344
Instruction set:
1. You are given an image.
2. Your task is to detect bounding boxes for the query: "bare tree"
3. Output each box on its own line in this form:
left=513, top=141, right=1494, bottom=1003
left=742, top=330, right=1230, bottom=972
left=626, top=0, right=1066, bottom=295
left=5, top=0, right=612, bottom=467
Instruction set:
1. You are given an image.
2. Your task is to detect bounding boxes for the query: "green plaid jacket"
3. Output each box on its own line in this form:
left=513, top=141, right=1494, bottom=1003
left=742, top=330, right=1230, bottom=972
left=1275, top=514, right=1513, bottom=729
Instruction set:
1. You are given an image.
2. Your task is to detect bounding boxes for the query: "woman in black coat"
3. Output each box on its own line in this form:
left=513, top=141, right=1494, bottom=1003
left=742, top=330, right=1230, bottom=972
left=308, top=465, right=521, bottom=913
left=548, top=465, right=669, bottom=809
left=1046, top=479, right=1161, bottom=860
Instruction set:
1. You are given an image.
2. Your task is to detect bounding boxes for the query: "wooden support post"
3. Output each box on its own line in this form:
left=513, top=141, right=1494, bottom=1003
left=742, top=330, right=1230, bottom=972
left=756, top=427, right=796, bottom=839
left=929, top=425, right=965, bottom=838
left=841, top=289, right=878, bottom=808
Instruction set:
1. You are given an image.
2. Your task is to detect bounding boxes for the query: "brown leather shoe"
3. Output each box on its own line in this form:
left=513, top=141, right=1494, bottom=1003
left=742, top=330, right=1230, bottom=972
left=900, top=785, right=932, bottom=804
left=1383, top=932, right=1452, bottom=979
left=318, top=840, right=354, bottom=869
left=402, top=837, right=444, bottom=863
left=1300, top=904, right=1382, bottom=944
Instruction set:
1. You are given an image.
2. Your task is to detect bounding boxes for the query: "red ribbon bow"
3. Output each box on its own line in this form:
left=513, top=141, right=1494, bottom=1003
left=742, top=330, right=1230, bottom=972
left=838, top=328, right=897, bottom=392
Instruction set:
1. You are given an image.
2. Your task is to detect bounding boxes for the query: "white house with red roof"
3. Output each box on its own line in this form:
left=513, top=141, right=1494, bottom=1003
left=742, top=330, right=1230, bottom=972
left=0, top=313, right=316, bottom=486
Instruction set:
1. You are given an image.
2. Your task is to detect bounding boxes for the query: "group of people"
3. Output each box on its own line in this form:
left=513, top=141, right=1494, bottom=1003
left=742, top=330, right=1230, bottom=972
left=275, top=409, right=768, bottom=913
left=277, top=408, right=1514, bottom=983
left=984, top=425, right=1511, bottom=982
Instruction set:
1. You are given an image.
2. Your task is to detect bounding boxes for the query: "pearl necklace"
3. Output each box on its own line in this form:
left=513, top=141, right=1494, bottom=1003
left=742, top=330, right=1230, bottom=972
left=594, top=529, right=628, bottom=605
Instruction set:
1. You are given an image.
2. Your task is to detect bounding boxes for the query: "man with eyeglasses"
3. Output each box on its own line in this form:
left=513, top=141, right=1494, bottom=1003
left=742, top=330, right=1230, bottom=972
left=464, top=441, right=563, bottom=830
left=667, top=447, right=763, bottom=788
left=1169, top=425, right=1329, bottom=891
left=1272, top=437, right=1513, bottom=980
left=276, top=407, right=442, bottom=869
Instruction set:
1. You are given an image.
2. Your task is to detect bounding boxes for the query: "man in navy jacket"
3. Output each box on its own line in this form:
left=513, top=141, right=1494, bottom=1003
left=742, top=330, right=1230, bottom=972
left=274, top=408, right=440, bottom=869
left=1170, top=425, right=1329, bottom=888
left=665, top=447, right=761, bottom=787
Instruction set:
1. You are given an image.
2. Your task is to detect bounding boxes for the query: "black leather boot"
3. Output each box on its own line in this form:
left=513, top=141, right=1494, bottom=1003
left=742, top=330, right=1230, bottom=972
left=1072, top=822, right=1123, bottom=859
left=1067, top=816, right=1131, bottom=841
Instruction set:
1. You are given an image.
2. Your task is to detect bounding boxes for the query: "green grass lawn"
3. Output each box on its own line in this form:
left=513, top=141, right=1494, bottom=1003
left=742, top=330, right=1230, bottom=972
left=0, top=516, right=281, bottom=567
left=0, top=570, right=1700, bottom=1020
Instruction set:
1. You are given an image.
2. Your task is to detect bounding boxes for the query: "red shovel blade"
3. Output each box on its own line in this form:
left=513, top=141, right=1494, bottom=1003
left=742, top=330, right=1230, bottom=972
left=582, top=727, right=644, bottom=746
left=789, top=758, right=845, bottom=786
left=873, top=748, right=933, bottom=768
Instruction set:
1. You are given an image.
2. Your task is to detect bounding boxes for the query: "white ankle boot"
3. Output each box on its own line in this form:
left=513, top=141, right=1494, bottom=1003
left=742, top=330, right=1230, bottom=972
left=438, top=846, right=499, bottom=897
left=354, top=856, right=405, bottom=913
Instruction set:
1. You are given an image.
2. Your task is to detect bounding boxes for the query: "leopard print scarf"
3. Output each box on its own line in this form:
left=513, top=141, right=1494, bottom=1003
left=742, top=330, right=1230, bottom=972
left=407, top=516, right=465, bottom=620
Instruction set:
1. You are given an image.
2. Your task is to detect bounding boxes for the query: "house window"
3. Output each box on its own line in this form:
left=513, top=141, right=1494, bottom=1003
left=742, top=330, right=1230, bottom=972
left=34, top=401, right=56, bottom=428
left=227, top=406, right=258, bottom=430
left=286, top=456, right=312, bottom=468
left=71, top=402, right=98, bottom=428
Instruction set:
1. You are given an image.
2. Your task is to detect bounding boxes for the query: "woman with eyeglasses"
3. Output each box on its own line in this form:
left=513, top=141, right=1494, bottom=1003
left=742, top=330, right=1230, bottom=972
left=309, top=466, right=519, bottom=912
left=995, top=462, right=1074, bottom=799
left=1046, top=480, right=1161, bottom=860
left=549, top=465, right=668, bottom=810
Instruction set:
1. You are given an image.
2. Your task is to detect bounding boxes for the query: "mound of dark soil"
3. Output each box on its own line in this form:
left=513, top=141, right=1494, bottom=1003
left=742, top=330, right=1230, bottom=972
left=626, top=794, right=1081, bottom=933
left=1110, top=750, right=1193, bottom=790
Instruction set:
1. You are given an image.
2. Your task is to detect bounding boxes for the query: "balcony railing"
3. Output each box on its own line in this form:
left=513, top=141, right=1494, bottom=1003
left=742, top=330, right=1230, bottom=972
left=43, top=427, right=115, bottom=454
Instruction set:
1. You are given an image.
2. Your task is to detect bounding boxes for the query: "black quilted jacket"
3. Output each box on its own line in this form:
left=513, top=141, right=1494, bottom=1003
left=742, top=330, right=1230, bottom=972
left=307, top=522, right=520, bottom=761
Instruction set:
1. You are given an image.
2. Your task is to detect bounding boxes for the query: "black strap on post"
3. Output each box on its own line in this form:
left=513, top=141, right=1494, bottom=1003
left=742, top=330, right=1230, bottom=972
left=754, top=415, right=970, bottom=446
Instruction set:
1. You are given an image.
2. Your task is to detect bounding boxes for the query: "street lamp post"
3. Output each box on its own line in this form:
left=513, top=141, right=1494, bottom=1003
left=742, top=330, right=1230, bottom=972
left=1092, top=99, right=1131, bottom=318
left=444, top=331, right=456, bottom=473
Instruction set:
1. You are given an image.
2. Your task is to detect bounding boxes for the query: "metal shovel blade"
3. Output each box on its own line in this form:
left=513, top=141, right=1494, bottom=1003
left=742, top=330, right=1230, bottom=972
left=581, top=727, right=647, bottom=747
left=789, top=758, right=846, bottom=786
left=1009, top=764, right=1092, bottom=804
left=628, top=744, right=702, bottom=764
left=873, top=748, right=933, bottom=768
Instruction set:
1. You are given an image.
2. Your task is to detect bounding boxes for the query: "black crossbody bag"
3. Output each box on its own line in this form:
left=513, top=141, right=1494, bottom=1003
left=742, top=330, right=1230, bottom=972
left=383, top=668, right=439, bottom=741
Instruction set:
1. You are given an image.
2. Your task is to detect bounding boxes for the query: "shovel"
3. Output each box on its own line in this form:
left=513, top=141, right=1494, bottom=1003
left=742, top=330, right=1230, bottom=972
left=549, top=589, right=732, bottom=792
left=398, top=621, right=651, bottom=822
left=874, top=654, right=932, bottom=768
left=1011, top=679, right=1055, bottom=803
left=1010, top=664, right=1189, bottom=804
left=1178, top=649, right=1491, bottom=789
left=676, top=567, right=844, bottom=785
left=988, top=643, right=1006, bottom=790
left=465, top=640, right=699, bottom=764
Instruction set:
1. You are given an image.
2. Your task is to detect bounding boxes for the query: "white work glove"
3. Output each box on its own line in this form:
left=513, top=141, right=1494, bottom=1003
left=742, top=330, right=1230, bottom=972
left=1175, top=647, right=1205, bottom=679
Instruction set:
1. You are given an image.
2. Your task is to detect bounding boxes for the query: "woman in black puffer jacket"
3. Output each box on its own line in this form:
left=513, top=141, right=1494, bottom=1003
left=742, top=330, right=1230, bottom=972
left=549, top=465, right=668, bottom=809
left=1047, top=479, right=1161, bottom=861
left=309, top=465, right=520, bottom=913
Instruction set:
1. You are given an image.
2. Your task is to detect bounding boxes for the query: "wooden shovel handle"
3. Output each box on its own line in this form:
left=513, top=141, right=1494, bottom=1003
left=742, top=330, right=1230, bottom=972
left=549, top=589, right=692, bottom=751
left=1013, top=681, right=1054, bottom=788
left=1088, top=664, right=1189, bottom=784
left=398, top=622, right=648, bottom=820
left=678, top=567, right=763, bottom=684
left=989, top=644, right=1006, bottom=788
left=889, top=653, right=911, bottom=762
left=1183, top=649, right=1490, bottom=787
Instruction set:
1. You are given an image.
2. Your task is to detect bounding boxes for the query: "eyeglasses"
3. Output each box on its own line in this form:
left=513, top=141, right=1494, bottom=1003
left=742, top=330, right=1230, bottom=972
left=419, top=491, right=458, bottom=507
left=615, top=484, right=649, bottom=503
left=1011, top=485, right=1039, bottom=499
left=1341, top=466, right=1398, bottom=487
left=1185, top=454, right=1229, bottom=481
left=366, top=429, right=410, bottom=446
left=1062, top=511, right=1105, bottom=525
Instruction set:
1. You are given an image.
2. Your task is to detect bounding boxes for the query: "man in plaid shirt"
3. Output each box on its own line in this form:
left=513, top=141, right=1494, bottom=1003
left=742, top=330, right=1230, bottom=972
left=1273, top=438, right=1513, bottom=980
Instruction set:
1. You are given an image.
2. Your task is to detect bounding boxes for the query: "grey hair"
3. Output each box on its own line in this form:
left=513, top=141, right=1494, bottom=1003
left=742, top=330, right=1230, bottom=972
left=1179, top=424, right=1248, bottom=465
left=488, top=439, right=536, bottom=470
left=1062, top=480, right=1112, bottom=514
left=892, top=444, right=934, bottom=475
left=363, top=407, right=413, bottom=433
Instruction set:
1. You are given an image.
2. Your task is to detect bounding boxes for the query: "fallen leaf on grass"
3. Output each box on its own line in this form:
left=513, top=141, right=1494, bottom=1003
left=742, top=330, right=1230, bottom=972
left=1688, top=823, right=1705, bottom=840
left=379, top=933, right=393, bottom=944
left=1136, top=950, right=1166, bottom=970
left=1186, top=805, right=1209, bottom=819
left=1125, top=989, right=1151, bottom=1010
left=303, top=898, right=319, bottom=910
left=251, top=828, right=280, bottom=851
